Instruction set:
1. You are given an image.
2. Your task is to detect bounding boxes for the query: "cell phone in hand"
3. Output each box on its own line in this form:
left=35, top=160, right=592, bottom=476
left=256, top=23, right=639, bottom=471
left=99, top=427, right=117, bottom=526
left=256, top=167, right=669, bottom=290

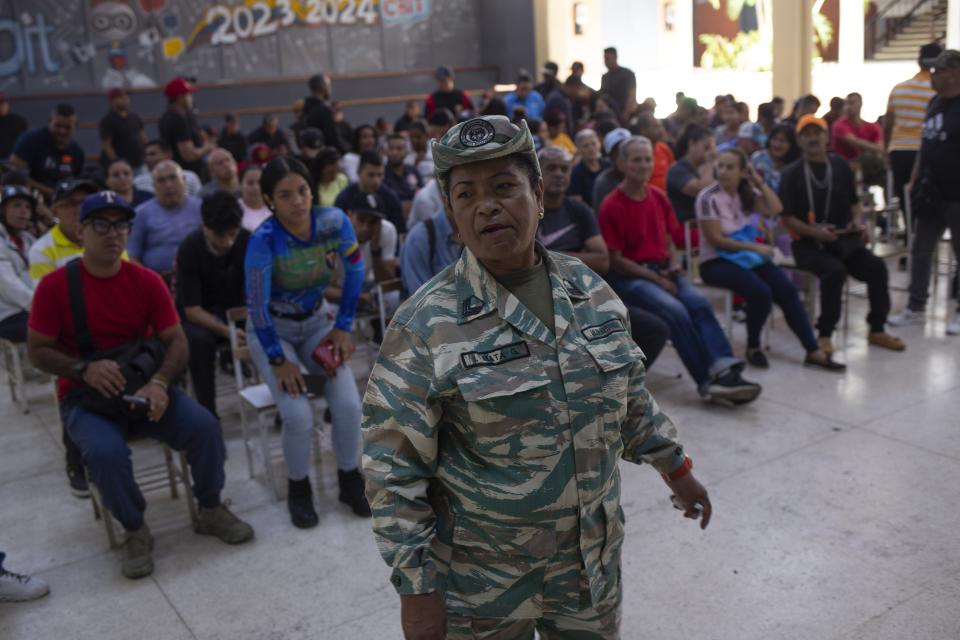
left=122, top=394, right=150, bottom=408
left=311, top=342, right=340, bottom=374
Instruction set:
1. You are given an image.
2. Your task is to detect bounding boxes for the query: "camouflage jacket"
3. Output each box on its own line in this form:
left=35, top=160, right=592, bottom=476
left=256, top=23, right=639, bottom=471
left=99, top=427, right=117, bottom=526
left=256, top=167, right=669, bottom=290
left=362, top=245, right=685, bottom=618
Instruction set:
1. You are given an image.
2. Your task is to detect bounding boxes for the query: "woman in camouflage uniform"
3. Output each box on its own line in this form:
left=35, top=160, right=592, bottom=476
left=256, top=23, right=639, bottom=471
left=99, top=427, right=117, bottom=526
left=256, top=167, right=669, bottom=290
left=362, top=116, right=711, bottom=640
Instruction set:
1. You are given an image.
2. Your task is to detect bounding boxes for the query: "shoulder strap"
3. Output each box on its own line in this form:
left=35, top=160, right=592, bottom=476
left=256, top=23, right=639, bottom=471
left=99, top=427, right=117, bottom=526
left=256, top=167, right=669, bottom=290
left=425, top=217, right=436, bottom=265
left=66, top=259, right=94, bottom=357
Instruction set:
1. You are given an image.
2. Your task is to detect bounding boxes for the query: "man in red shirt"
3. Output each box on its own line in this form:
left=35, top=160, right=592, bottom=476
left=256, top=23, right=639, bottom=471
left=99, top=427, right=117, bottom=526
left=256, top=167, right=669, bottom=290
left=27, top=192, right=254, bottom=580
left=831, top=92, right=884, bottom=162
left=599, top=136, right=761, bottom=405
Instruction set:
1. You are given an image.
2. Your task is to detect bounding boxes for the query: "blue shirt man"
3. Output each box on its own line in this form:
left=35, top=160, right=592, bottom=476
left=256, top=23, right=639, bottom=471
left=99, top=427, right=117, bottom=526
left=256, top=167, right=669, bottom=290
left=503, top=71, right=545, bottom=120
left=128, top=161, right=202, bottom=274
left=399, top=209, right=462, bottom=296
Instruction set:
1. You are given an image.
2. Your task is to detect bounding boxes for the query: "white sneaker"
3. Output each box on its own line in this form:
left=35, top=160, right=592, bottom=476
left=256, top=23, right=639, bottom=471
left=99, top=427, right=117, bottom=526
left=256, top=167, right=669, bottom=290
left=0, top=564, right=50, bottom=602
left=947, top=312, right=960, bottom=336
left=888, top=308, right=925, bottom=327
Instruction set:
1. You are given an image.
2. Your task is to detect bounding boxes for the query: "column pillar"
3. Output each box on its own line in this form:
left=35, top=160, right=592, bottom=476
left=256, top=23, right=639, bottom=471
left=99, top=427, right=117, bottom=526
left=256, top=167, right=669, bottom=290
left=772, top=0, right=814, bottom=105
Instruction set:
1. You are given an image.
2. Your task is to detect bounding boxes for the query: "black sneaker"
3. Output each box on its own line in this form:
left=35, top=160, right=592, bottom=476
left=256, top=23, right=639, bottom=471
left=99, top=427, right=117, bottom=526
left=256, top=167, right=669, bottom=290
left=745, top=348, right=769, bottom=369
left=287, top=477, right=319, bottom=529
left=67, top=466, right=90, bottom=499
left=705, top=370, right=762, bottom=406
left=338, top=468, right=372, bottom=518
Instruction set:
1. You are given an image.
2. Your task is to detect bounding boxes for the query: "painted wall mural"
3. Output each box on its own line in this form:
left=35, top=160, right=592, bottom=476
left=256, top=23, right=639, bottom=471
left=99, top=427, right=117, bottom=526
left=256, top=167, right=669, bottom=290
left=0, top=0, right=447, bottom=94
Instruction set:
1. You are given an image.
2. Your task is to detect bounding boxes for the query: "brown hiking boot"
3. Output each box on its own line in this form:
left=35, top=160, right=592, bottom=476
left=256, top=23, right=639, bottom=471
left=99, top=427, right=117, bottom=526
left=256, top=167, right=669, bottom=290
left=868, top=332, right=906, bottom=351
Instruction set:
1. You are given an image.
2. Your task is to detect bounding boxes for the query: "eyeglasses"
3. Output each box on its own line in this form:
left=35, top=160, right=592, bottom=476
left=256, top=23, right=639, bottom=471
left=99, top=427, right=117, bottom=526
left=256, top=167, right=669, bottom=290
left=87, top=218, right=132, bottom=235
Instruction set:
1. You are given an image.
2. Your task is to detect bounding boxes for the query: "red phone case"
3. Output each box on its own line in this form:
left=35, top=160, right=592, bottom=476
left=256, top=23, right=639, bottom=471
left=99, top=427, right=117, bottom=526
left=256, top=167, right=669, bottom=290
left=311, top=342, right=339, bottom=371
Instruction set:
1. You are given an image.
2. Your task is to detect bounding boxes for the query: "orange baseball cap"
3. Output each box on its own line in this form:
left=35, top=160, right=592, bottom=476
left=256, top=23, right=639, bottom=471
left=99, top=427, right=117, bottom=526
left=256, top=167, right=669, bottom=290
left=796, top=114, right=828, bottom=134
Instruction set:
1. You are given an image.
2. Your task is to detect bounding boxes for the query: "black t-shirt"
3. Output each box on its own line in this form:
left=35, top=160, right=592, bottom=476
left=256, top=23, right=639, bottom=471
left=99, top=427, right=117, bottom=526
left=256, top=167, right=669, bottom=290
left=779, top=155, right=858, bottom=233
left=11, top=127, right=85, bottom=189
left=301, top=96, right=345, bottom=153
left=536, top=197, right=600, bottom=253
left=99, top=110, right=145, bottom=168
left=159, top=108, right=203, bottom=175
left=383, top=164, right=423, bottom=202
left=920, top=94, right=960, bottom=202
left=568, top=159, right=610, bottom=208
left=248, top=127, right=290, bottom=152
left=0, top=113, right=28, bottom=159
left=175, top=227, right=250, bottom=313
left=218, top=132, right=248, bottom=163
left=599, top=66, right=636, bottom=114
left=665, top=158, right=699, bottom=223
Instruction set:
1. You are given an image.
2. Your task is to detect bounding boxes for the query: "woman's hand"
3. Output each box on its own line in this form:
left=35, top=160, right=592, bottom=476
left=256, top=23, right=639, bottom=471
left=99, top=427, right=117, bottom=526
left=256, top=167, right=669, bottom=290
left=753, top=244, right=774, bottom=258
left=667, top=472, right=712, bottom=530
left=273, top=360, right=306, bottom=396
left=746, top=163, right=765, bottom=189
left=321, top=328, right=356, bottom=374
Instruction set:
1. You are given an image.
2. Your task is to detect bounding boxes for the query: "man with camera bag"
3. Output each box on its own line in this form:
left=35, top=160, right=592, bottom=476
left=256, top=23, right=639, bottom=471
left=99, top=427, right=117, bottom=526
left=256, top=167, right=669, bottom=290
left=26, top=191, right=254, bottom=580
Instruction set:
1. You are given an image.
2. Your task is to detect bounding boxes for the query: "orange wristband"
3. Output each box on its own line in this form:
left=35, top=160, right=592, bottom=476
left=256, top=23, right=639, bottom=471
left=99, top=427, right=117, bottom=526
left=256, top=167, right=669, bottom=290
left=663, top=456, right=693, bottom=482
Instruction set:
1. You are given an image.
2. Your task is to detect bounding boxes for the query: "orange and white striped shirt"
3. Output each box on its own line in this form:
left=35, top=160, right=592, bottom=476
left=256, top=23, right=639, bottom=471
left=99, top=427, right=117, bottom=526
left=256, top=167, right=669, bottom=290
left=886, top=71, right=935, bottom=152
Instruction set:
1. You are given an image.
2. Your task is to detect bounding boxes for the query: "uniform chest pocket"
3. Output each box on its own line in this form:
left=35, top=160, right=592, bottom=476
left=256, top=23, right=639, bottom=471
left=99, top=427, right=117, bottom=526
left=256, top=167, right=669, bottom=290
left=454, top=352, right=560, bottom=459
left=583, top=330, right=643, bottom=444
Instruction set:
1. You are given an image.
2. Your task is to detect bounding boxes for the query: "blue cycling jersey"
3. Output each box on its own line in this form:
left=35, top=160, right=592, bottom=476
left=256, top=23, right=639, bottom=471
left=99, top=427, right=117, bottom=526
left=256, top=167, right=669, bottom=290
left=245, top=206, right=364, bottom=360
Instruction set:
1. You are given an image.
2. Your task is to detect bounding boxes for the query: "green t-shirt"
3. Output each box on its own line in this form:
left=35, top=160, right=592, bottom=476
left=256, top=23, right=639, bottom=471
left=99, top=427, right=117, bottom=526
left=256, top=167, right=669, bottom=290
left=496, top=259, right=555, bottom=334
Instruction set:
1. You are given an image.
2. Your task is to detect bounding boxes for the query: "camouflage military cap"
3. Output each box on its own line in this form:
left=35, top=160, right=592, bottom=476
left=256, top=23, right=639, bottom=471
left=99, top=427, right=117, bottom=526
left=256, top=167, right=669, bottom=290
left=432, top=115, right=541, bottom=193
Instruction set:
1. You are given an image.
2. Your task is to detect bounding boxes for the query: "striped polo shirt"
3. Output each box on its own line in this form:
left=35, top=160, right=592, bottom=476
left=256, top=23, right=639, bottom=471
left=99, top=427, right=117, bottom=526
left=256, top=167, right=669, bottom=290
left=886, top=71, right=935, bottom=152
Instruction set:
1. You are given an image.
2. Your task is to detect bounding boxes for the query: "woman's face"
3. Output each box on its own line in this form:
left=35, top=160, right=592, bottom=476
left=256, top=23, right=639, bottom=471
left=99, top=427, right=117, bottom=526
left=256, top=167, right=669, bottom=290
left=320, top=161, right=339, bottom=183
left=715, top=151, right=743, bottom=188
left=2, top=199, right=32, bottom=231
left=269, top=173, right=312, bottom=228
left=358, top=127, right=376, bottom=151
left=768, top=132, right=791, bottom=161
left=446, top=156, right=543, bottom=275
left=241, top=169, right=263, bottom=203
left=106, top=162, right=133, bottom=193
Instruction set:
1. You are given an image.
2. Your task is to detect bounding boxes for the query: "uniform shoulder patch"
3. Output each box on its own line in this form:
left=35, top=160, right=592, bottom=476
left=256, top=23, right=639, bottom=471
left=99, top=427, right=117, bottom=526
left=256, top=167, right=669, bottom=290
left=582, top=318, right=626, bottom=342
left=460, top=341, right=530, bottom=369
left=462, top=294, right=485, bottom=318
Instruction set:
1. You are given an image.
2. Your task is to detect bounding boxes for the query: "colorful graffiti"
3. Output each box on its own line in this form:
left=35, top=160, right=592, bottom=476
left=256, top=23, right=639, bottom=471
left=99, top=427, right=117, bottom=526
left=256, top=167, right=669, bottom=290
left=0, top=0, right=438, bottom=93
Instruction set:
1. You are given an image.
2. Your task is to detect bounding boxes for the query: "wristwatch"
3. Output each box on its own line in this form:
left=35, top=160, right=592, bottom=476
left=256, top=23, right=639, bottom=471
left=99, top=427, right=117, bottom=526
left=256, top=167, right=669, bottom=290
left=269, top=354, right=287, bottom=367
left=72, top=360, right=89, bottom=380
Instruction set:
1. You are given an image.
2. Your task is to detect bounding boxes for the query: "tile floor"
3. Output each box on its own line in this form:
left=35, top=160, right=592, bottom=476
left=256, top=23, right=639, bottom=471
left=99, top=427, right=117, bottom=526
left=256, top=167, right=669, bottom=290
left=1, top=267, right=958, bottom=640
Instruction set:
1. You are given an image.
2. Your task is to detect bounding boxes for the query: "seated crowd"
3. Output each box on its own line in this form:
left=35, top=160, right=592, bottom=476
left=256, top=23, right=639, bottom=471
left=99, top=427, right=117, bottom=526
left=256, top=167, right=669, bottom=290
left=0, top=42, right=958, bottom=601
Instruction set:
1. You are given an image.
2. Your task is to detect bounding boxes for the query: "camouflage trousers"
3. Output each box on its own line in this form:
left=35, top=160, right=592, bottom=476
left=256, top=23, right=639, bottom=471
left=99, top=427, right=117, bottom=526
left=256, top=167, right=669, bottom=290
left=445, top=577, right=621, bottom=640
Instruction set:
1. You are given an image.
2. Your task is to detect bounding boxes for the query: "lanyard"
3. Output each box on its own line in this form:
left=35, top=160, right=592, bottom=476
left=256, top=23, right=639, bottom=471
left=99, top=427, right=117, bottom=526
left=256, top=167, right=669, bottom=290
left=803, top=159, right=832, bottom=226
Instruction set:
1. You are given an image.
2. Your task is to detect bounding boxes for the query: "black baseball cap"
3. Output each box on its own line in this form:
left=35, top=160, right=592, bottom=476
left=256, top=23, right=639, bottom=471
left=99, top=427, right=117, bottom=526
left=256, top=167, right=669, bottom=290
left=542, top=61, right=559, bottom=77
left=299, top=128, right=325, bottom=150
left=52, top=178, right=98, bottom=204
left=1, top=185, right=36, bottom=208
left=347, top=191, right=386, bottom=219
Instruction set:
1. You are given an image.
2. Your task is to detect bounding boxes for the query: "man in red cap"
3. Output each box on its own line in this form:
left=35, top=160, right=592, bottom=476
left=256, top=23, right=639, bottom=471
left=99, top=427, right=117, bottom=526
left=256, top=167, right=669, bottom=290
left=779, top=114, right=905, bottom=354
left=158, top=77, right=214, bottom=178
left=99, top=88, right=147, bottom=173
left=0, top=93, right=27, bottom=160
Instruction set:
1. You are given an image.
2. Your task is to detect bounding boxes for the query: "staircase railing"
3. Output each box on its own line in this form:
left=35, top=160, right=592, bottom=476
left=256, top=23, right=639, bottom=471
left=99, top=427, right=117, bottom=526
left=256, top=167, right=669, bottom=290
left=864, top=0, right=944, bottom=60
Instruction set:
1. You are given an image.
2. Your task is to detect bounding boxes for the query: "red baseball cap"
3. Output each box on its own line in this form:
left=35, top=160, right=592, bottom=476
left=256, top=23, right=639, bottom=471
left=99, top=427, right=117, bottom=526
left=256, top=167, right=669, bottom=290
left=164, top=77, right=196, bottom=100
left=107, top=88, right=126, bottom=100
left=0, top=93, right=7, bottom=103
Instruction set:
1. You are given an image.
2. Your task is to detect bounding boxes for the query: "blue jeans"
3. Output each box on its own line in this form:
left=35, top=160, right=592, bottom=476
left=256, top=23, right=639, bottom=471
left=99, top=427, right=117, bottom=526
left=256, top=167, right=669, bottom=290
left=700, top=259, right=818, bottom=353
left=64, top=387, right=225, bottom=531
left=608, top=273, right=739, bottom=388
left=247, top=304, right=362, bottom=479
